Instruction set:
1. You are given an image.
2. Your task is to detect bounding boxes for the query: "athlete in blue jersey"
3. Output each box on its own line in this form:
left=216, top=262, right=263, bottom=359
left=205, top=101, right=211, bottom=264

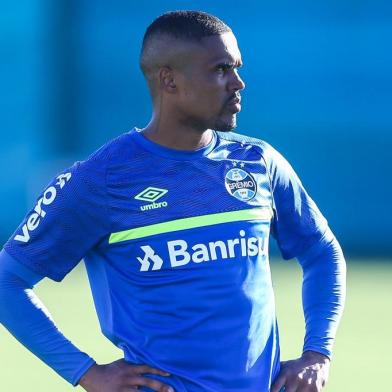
left=0, top=10, right=345, bottom=392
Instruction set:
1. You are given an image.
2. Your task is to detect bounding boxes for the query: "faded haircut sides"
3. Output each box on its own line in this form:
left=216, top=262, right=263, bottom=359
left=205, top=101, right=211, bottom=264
left=140, top=10, right=231, bottom=77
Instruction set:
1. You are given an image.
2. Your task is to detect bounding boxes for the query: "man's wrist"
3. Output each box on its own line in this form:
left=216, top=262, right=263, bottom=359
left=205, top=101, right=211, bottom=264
left=77, top=361, right=98, bottom=388
left=302, top=350, right=330, bottom=363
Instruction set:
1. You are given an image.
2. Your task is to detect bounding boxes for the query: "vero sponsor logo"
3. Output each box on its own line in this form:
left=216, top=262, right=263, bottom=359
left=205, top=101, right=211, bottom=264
left=14, top=172, right=72, bottom=243
left=134, top=187, right=168, bottom=211
left=135, top=230, right=268, bottom=271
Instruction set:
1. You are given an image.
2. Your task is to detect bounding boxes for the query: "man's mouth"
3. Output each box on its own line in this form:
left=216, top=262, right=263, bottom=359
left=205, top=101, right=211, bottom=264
left=226, top=94, right=242, bottom=113
left=227, top=93, right=241, bottom=104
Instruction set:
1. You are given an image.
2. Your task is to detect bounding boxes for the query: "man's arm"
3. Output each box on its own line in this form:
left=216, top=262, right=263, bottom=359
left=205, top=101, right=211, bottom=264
left=300, top=230, right=346, bottom=358
left=0, top=249, right=174, bottom=392
left=1, top=158, right=176, bottom=391
left=271, top=231, right=346, bottom=392
left=0, top=249, right=96, bottom=385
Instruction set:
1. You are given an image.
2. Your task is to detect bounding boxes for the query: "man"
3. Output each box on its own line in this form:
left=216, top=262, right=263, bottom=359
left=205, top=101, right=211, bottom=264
left=0, top=10, right=345, bottom=392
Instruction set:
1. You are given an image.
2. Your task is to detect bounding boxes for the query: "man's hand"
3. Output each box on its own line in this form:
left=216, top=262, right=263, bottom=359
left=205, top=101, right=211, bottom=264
left=271, top=351, right=330, bottom=392
left=79, top=359, right=174, bottom=392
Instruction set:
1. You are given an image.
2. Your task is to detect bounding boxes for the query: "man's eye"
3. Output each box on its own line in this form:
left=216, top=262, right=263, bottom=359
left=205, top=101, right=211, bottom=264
left=216, top=65, right=230, bottom=73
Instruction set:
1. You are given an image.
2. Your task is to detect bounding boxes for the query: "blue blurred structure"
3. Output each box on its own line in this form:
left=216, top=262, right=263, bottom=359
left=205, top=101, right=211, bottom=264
left=1, top=1, right=391, bottom=256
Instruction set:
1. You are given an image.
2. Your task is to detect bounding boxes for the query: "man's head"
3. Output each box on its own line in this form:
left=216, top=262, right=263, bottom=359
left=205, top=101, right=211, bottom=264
left=140, top=10, right=245, bottom=132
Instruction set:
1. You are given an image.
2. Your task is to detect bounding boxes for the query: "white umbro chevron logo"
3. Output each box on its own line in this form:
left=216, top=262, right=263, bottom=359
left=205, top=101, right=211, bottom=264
left=134, top=187, right=169, bottom=212
left=134, top=187, right=168, bottom=202
left=136, top=245, right=164, bottom=271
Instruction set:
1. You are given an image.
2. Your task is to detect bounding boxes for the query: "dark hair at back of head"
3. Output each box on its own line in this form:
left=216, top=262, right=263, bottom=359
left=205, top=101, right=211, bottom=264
left=141, top=10, right=231, bottom=51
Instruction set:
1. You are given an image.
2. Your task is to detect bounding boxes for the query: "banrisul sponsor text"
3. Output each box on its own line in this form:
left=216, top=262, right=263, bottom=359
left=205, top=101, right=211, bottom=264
left=136, top=230, right=268, bottom=271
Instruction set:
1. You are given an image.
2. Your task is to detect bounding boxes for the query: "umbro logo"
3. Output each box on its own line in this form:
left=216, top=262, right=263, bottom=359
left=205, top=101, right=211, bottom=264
left=134, top=187, right=168, bottom=211
left=135, top=187, right=168, bottom=202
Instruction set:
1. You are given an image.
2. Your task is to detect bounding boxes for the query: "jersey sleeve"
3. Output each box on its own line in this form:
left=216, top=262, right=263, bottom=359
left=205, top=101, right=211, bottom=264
left=298, top=233, right=346, bottom=358
left=263, top=143, right=329, bottom=259
left=3, top=157, right=110, bottom=281
left=0, top=249, right=96, bottom=385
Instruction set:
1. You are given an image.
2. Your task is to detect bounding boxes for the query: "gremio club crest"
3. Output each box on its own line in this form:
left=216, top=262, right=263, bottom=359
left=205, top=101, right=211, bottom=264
left=225, top=166, right=257, bottom=202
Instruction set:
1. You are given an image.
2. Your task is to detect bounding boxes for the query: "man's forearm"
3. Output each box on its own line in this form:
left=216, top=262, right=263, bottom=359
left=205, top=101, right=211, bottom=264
left=297, top=230, right=346, bottom=358
left=0, top=249, right=95, bottom=385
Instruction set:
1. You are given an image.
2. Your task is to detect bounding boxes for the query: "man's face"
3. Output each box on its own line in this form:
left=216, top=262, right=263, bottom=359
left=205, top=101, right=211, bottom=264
left=172, top=32, right=245, bottom=132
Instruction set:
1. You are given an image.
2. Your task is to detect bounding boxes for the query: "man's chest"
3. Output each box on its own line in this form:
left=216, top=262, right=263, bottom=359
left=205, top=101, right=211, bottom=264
left=106, top=157, right=273, bottom=231
left=89, top=157, right=273, bottom=277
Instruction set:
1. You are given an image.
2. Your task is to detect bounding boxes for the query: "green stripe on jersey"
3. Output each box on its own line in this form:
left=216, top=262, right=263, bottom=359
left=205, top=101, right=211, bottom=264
left=109, top=207, right=272, bottom=244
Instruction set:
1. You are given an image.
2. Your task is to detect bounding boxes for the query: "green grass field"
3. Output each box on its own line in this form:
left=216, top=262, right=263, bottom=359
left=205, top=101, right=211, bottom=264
left=1, top=259, right=391, bottom=391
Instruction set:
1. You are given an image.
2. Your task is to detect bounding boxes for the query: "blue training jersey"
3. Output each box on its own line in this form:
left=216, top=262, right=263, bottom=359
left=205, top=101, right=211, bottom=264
left=4, top=129, right=328, bottom=392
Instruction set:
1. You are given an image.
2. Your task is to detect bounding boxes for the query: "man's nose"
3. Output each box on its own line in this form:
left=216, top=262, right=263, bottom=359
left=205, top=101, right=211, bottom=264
left=229, top=70, right=246, bottom=91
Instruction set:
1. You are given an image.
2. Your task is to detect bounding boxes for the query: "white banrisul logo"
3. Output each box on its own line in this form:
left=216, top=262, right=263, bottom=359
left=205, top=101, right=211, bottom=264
left=135, top=230, right=268, bottom=271
left=14, top=173, right=72, bottom=243
left=134, top=187, right=168, bottom=211
left=136, top=245, right=164, bottom=271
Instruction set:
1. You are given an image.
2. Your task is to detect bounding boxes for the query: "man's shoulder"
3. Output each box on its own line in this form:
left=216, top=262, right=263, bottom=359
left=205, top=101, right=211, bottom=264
left=64, top=130, right=137, bottom=189
left=215, top=130, right=276, bottom=158
left=80, top=130, right=136, bottom=169
left=217, top=130, right=269, bottom=147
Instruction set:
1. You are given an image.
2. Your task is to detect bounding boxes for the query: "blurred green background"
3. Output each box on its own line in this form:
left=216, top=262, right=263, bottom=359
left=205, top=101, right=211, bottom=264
left=1, top=0, right=391, bottom=391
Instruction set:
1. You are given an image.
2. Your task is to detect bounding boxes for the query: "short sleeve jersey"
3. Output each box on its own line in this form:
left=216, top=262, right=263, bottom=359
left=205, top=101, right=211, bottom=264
left=4, top=129, right=328, bottom=392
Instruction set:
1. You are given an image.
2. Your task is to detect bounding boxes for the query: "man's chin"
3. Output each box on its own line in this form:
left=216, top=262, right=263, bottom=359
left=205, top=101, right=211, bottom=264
left=214, top=118, right=237, bottom=132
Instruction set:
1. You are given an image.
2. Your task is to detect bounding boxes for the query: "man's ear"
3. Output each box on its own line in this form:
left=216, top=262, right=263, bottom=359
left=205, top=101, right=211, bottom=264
left=158, top=66, right=176, bottom=93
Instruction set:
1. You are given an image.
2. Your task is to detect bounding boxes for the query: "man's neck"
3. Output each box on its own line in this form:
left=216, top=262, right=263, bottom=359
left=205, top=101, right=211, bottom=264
left=141, top=118, right=214, bottom=151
